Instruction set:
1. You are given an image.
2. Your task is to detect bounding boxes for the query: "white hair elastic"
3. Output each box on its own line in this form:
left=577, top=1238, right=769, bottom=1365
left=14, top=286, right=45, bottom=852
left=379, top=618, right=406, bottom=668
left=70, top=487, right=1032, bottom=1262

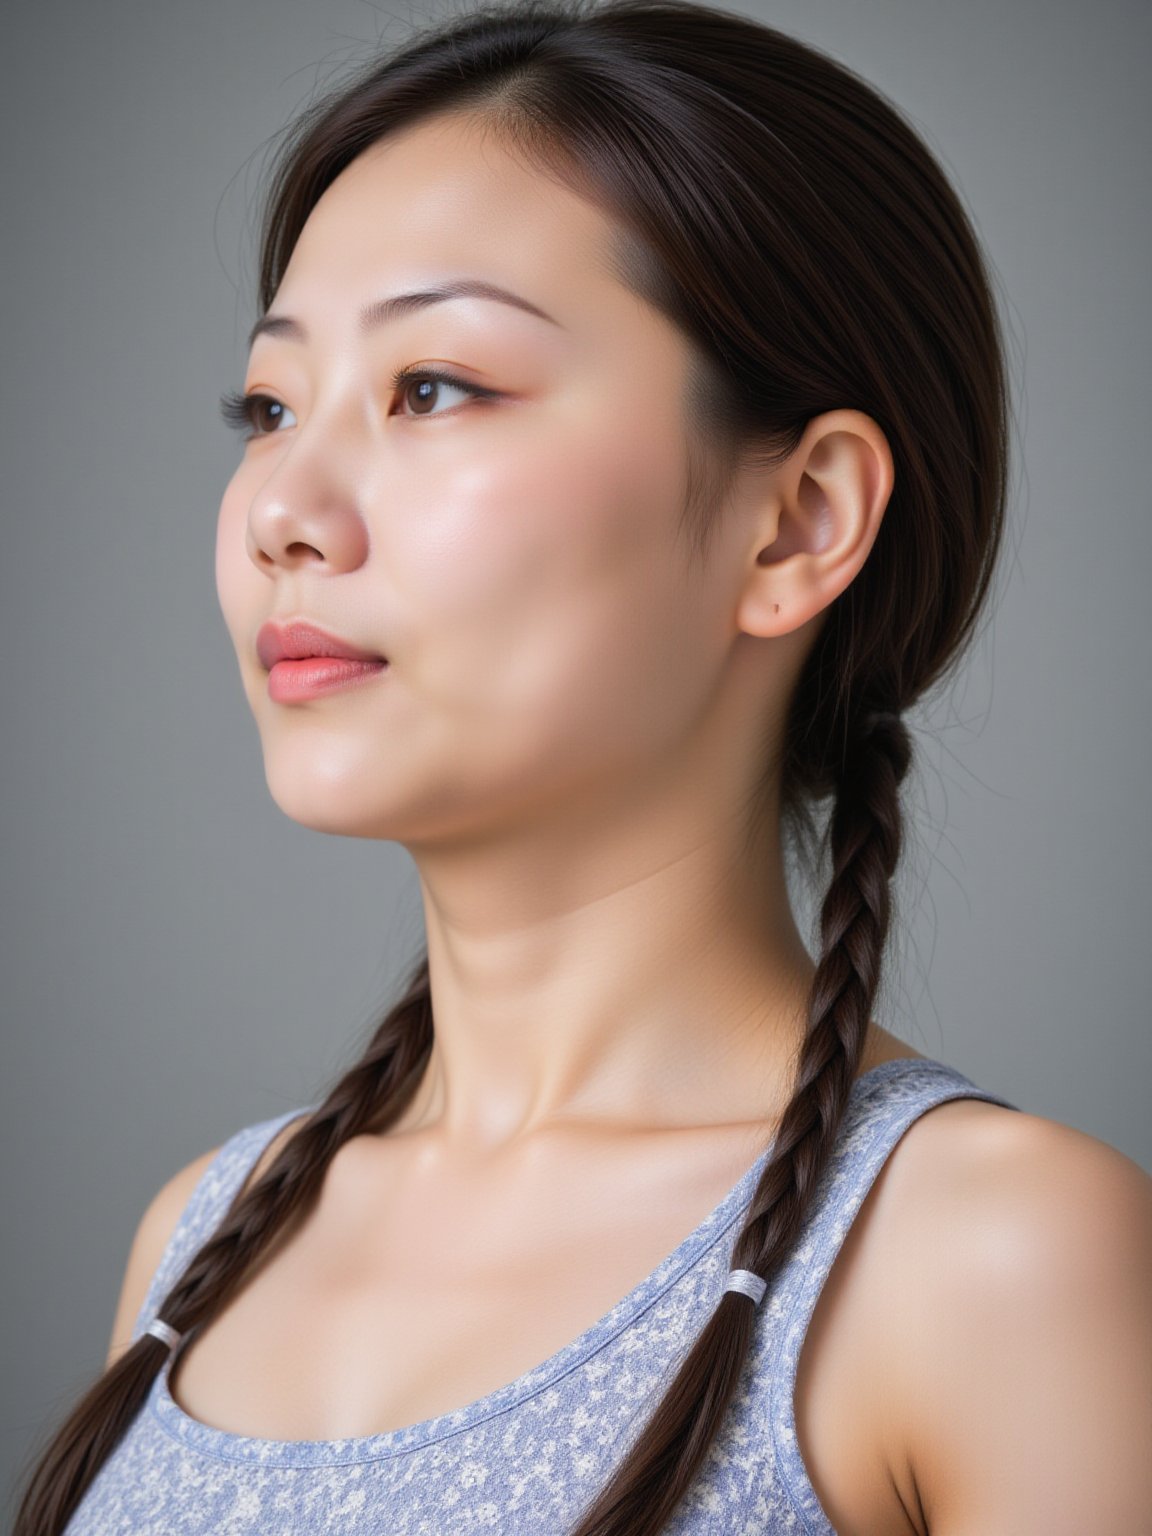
left=145, top=1318, right=183, bottom=1352
left=724, top=1268, right=767, bottom=1306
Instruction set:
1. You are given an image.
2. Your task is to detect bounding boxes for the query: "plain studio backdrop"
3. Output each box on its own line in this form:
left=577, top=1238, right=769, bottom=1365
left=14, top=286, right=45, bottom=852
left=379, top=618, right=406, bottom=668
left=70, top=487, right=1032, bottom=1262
left=1, top=0, right=1148, bottom=1513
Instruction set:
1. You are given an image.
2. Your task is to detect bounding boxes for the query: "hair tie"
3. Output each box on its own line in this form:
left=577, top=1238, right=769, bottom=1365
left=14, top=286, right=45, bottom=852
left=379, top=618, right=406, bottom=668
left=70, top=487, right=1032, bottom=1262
left=145, top=1318, right=183, bottom=1352
left=860, top=706, right=903, bottom=737
left=724, top=1268, right=767, bottom=1306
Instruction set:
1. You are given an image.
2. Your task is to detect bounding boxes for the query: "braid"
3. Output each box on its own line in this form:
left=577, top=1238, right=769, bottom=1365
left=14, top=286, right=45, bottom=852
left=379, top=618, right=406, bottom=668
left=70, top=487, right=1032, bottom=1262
left=563, top=706, right=914, bottom=1536
left=12, top=959, right=435, bottom=1536
left=737, top=706, right=912, bottom=1269
left=149, top=964, right=435, bottom=1340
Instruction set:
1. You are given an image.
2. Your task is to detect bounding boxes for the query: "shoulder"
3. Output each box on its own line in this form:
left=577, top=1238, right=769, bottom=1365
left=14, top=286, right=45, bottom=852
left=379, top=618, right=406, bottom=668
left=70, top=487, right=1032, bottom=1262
left=878, top=1098, right=1152, bottom=1532
left=104, top=1110, right=313, bottom=1370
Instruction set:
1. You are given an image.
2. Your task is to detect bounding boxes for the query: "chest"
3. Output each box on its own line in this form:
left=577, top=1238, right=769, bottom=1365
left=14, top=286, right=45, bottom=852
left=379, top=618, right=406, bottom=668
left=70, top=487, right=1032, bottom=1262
left=166, top=1129, right=917, bottom=1535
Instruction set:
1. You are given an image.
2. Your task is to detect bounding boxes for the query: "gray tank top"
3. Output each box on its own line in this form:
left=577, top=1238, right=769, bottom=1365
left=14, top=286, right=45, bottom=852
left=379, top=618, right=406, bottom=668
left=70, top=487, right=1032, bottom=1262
left=64, top=1055, right=1019, bottom=1534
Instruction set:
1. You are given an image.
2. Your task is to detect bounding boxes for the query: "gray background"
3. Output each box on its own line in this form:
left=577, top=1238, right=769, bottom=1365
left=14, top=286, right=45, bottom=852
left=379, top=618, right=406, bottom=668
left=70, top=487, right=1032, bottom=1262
left=2, top=0, right=1149, bottom=1512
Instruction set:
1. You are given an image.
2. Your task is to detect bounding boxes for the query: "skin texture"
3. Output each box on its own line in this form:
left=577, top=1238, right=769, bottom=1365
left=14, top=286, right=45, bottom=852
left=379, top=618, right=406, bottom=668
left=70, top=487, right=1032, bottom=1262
left=108, top=108, right=1152, bottom=1532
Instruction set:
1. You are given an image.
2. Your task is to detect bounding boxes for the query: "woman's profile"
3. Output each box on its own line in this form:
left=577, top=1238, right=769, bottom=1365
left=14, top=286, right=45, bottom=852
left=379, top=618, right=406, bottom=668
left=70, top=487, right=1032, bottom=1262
left=15, top=0, right=1152, bottom=1531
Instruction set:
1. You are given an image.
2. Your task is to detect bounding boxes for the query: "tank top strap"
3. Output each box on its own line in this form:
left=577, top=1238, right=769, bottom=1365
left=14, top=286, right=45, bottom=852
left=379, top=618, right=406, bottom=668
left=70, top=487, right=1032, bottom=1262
left=766, top=1055, right=1021, bottom=1529
left=130, top=1102, right=320, bottom=1344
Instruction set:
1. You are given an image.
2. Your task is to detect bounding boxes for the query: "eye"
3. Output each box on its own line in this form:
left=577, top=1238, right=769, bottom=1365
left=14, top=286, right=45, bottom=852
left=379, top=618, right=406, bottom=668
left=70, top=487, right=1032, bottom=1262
left=218, top=390, right=296, bottom=440
left=217, top=367, right=498, bottom=441
left=388, top=365, right=498, bottom=419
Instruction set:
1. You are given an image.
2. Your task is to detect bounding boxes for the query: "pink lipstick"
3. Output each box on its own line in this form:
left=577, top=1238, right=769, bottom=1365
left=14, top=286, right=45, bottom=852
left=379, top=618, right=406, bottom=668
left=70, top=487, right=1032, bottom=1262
left=257, top=619, right=389, bottom=703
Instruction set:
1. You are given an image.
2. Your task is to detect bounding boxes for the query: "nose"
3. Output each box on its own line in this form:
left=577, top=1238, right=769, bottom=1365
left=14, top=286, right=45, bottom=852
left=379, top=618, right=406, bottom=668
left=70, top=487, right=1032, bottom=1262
left=244, top=428, right=372, bottom=576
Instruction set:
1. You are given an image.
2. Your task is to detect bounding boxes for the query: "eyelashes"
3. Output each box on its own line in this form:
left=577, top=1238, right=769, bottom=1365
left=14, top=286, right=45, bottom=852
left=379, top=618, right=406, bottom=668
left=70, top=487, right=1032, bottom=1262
left=217, top=365, right=500, bottom=440
left=217, top=390, right=288, bottom=437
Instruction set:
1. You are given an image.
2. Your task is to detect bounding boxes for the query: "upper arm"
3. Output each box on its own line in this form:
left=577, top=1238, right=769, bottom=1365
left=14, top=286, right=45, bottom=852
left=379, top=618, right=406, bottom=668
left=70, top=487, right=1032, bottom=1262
left=104, top=1144, right=222, bottom=1371
left=892, top=1112, right=1152, bottom=1534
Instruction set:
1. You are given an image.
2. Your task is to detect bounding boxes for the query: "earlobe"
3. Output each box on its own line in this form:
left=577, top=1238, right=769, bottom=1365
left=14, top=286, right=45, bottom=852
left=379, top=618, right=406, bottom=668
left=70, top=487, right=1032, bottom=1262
left=738, top=408, right=894, bottom=640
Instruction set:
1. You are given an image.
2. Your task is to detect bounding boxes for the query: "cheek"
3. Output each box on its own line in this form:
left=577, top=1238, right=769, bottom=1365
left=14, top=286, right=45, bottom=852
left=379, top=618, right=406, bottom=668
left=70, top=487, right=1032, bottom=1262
left=377, top=400, right=700, bottom=763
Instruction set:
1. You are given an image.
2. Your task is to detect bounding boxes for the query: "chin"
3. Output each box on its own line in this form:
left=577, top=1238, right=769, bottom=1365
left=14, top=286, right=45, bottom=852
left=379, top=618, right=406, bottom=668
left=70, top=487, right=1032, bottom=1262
left=259, top=749, right=373, bottom=832
left=259, top=756, right=432, bottom=843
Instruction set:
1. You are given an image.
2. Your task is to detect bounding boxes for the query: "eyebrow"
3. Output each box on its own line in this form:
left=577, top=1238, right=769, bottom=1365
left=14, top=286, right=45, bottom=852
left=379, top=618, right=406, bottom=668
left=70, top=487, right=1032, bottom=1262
left=246, top=278, right=562, bottom=350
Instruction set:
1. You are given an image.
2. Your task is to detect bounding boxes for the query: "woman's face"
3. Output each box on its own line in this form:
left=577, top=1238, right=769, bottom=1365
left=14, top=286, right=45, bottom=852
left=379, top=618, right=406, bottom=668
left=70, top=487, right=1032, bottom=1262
left=216, top=111, right=753, bottom=845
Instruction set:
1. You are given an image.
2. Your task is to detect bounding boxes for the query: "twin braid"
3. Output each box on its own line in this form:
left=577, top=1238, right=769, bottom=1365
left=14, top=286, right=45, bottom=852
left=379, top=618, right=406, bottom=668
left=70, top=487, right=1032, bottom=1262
left=564, top=704, right=913, bottom=1536
left=15, top=969, right=437, bottom=1536
left=48, top=712, right=912, bottom=1536
left=145, top=970, right=436, bottom=1350
left=734, top=705, right=912, bottom=1268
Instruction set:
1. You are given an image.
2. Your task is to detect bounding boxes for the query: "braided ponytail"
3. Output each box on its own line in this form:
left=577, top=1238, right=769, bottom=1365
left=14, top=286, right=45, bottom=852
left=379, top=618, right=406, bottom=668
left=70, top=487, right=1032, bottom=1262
left=13, top=2, right=1009, bottom=1530
left=12, top=960, right=434, bottom=1536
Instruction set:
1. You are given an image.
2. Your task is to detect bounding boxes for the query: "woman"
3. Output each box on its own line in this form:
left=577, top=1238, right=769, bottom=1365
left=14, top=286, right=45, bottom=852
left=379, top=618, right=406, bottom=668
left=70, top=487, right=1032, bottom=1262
left=17, top=1, right=1151, bottom=1531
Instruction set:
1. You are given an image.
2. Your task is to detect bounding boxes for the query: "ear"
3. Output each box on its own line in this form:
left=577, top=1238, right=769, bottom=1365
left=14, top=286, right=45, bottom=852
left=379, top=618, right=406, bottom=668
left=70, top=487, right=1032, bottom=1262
left=734, top=408, right=894, bottom=640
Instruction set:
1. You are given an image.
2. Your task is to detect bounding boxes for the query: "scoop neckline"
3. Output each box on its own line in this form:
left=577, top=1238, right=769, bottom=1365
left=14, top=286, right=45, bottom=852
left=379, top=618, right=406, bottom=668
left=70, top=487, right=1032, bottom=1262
left=150, top=1053, right=939, bottom=1467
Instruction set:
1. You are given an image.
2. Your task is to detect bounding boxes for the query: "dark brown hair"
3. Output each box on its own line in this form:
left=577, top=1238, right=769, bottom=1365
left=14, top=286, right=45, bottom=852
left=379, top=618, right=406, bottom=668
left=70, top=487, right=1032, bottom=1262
left=14, top=2, right=1011, bottom=1530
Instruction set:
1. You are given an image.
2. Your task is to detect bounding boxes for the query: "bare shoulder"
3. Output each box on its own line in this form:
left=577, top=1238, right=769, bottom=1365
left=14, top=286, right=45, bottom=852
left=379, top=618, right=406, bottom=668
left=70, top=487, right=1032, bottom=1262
left=104, top=1111, right=313, bottom=1371
left=879, top=1098, right=1152, bottom=1533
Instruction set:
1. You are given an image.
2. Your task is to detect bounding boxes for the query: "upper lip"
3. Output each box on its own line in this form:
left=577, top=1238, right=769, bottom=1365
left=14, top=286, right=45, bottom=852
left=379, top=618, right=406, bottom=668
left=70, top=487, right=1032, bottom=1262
left=256, top=620, right=387, bottom=670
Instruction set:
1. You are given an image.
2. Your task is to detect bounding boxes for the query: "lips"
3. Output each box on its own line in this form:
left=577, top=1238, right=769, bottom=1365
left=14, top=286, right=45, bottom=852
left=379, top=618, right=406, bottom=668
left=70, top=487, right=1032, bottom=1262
left=256, top=619, right=387, bottom=671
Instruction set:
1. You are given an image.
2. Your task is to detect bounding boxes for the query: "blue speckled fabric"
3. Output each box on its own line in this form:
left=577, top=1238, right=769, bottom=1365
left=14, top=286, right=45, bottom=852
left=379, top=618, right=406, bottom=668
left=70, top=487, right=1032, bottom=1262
left=65, top=1056, right=1018, bottom=1534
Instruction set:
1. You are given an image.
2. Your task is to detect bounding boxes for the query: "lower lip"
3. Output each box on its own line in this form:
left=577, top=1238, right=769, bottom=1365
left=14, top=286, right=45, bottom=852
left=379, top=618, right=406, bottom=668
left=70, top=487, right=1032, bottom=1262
left=267, top=657, right=389, bottom=703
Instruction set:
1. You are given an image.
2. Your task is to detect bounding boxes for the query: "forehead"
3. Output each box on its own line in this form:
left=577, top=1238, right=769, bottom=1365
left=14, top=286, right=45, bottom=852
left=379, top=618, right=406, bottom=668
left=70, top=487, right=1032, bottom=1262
left=270, top=112, right=632, bottom=336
